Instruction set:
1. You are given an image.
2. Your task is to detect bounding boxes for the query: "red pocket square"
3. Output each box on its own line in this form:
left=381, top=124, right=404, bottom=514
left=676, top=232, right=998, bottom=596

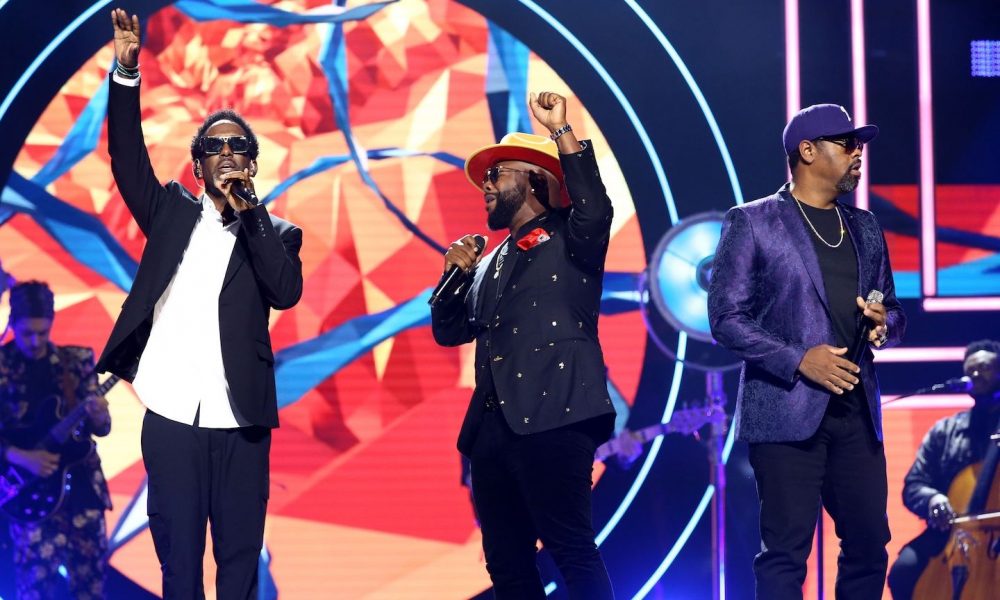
left=517, top=227, right=551, bottom=251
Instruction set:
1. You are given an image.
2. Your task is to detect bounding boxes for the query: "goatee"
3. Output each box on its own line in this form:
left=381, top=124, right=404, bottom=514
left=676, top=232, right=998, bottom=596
left=835, top=170, right=859, bottom=194
left=487, top=183, right=526, bottom=231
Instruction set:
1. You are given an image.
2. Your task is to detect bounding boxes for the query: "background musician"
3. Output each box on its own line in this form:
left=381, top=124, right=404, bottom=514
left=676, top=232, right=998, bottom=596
left=887, top=339, right=1000, bottom=598
left=0, top=281, right=112, bottom=600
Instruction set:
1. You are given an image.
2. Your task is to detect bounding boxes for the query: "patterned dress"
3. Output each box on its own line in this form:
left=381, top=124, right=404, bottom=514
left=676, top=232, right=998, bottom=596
left=0, top=342, right=112, bottom=600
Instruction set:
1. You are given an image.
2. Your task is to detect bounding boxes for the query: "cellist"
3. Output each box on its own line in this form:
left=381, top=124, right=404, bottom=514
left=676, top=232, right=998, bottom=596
left=887, top=339, right=1000, bottom=598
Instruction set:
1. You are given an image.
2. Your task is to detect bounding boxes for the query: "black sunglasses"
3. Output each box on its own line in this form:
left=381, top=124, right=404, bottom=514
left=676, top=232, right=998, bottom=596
left=199, top=135, right=252, bottom=156
left=814, top=135, right=863, bottom=152
left=482, top=165, right=531, bottom=185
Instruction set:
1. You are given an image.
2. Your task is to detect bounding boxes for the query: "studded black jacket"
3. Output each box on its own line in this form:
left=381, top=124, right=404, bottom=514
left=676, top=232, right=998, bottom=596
left=431, top=141, right=616, bottom=456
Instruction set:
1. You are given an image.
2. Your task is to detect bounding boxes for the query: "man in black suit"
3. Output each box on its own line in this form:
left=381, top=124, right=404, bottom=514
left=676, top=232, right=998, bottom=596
left=96, top=10, right=302, bottom=599
left=431, top=91, right=616, bottom=599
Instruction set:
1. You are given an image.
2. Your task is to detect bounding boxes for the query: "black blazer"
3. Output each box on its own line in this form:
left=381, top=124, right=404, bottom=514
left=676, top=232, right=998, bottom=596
left=96, top=76, right=303, bottom=429
left=431, top=141, right=616, bottom=456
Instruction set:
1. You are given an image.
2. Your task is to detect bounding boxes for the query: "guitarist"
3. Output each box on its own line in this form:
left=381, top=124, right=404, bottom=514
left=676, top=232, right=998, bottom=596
left=887, top=339, right=1000, bottom=599
left=0, top=281, right=112, bottom=600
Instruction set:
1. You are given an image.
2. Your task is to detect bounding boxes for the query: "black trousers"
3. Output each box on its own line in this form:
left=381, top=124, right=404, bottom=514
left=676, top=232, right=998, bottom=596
left=469, top=409, right=614, bottom=600
left=748, top=399, right=890, bottom=600
left=141, top=410, right=270, bottom=600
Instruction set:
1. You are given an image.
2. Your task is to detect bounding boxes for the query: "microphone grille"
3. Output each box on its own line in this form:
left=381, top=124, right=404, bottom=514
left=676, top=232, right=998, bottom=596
left=866, top=290, right=884, bottom=304
left=472, top=234, right=487, bottom=254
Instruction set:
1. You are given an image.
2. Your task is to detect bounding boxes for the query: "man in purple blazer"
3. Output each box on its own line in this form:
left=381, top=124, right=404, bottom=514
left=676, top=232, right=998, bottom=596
left=708, top=104, right=906, bottom=599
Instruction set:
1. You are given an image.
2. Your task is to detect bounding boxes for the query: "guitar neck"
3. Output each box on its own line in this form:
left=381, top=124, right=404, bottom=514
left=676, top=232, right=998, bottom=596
left=594, top=423, right=678, bottom=462
left=95, top=375, right=120, bottom=397
left=47, top=375, right=120, bottom=445
left=593, top=404, right=726, bottom=462
left=47, top=403, right=91, bottom=445
left=633, top=422, right=676, bottom=443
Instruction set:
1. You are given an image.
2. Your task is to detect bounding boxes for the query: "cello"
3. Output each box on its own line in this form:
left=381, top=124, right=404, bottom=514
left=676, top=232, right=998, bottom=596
left=913, top=432, right=1000, bottom=599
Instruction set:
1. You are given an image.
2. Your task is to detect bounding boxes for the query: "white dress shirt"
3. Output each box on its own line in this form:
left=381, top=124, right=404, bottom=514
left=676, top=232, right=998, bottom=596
left=132, top=194, right=249, bottom=428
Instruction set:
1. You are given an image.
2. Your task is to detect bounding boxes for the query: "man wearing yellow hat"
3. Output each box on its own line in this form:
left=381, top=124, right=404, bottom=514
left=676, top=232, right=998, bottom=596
left=431, top=92, right=616, bottom=599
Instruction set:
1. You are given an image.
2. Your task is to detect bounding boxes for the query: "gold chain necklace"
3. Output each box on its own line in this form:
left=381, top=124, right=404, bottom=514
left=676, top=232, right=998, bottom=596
left=794, top=197, right=844, bottom=248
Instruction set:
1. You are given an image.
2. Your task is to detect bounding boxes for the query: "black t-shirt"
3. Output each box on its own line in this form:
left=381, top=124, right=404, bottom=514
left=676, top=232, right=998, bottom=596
left=23, top=357, right=60, bottom=427
left=796, top=200, right=865, bottom=413
left=797, top=201, right=858, bottom=350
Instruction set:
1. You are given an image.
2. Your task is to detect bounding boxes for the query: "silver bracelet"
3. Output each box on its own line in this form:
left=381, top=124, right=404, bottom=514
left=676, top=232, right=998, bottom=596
left=115, top=63, right=140, bottom=79
left=549, top=124, right=572, bottom=140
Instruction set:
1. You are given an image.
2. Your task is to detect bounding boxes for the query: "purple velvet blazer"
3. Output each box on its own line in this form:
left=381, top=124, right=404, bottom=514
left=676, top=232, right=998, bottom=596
left=708, top=185, right=905, bottom=443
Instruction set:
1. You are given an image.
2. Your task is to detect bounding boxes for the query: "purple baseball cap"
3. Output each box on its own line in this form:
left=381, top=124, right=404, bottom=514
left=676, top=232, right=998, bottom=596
left=782, top=104, right=878, bottom=156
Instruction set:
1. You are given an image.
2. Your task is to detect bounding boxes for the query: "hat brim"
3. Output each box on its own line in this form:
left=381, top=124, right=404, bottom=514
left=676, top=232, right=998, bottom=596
left=842, top=124, right=879, bottom=144
left=465, top=144, right=571, bottom=208
left=786, top=123, right=880, bottom=156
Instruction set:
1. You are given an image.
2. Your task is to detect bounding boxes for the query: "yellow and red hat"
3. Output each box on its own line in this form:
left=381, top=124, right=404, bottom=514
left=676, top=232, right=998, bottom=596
left=464, top=132, right=570, bottom=208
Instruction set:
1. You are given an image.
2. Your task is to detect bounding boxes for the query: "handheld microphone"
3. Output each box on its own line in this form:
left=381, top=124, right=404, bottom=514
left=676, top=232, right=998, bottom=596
left=850, top=290, right=884, bottom=366
left=231, top=181, right=258, bottom=206
left=428, top=235, right=486, bottom=306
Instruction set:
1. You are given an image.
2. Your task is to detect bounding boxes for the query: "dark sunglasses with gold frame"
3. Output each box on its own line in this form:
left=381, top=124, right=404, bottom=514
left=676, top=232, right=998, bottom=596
left=196, top=135, right=254, bottom=157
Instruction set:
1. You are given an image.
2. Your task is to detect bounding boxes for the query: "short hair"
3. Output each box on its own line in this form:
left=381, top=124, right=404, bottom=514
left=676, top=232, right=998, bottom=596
left=8, top=280, right=54, bottom=322
left=965, top=339, right=1000, bottom=359
left=190, top=109, right=260, bottom=161
left=787, top=150, right=801, bottom=173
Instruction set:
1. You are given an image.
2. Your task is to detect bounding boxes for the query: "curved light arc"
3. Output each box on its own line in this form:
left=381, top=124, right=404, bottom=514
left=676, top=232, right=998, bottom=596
left=623, top=0, right=743, bottom=206
left=632, top=485, right=716, bottom=599
left=0, top=1, right=112, bottom=123
left=595, top=331, right=687, bottom=545
left=517, top=0, right=678, bottom=225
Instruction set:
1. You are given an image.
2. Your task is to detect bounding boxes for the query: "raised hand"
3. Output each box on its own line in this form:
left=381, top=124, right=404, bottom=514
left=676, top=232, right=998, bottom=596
left=528, top=91, right=568, bottom=133
left=111, top=8, right=141, bottom=69
left=528, top=91, right=582, bottom=153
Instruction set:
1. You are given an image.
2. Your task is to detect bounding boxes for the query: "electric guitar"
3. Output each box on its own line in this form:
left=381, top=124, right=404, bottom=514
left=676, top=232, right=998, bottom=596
left=595, top=403, right=727, bottom=462
left=0, top=375, right=119, bottom=523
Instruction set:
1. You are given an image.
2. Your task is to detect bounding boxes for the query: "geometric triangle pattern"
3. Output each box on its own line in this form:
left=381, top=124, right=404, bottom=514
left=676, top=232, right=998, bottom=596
left=4, top=1, right=646, bottom=596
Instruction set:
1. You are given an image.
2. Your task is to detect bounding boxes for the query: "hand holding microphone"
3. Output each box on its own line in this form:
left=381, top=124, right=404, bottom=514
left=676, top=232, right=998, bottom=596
left=856, top=290, right=888, bottom=347
left=798, top=290, right=884, bottom=395
left=429, top=234, right=487, bottom=306
left=848, top=290, right=886, bottom=367
left=220, top=169, right=258, bottom=212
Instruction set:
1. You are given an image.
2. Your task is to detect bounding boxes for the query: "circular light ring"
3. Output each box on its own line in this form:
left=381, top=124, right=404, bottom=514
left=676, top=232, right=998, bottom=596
left=648, top=211, right=724, bottom=343
left=0, top=3, right=747, bottom=597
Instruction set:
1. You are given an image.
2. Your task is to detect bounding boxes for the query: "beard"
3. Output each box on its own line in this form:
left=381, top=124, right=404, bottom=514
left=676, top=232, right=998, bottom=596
left=835, top=168, right=860, bottom=193
left=487, top=183, right=526, bottom=231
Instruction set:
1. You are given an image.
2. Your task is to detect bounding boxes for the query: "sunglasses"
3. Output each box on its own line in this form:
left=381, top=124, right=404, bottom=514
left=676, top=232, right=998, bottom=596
left=199, top=135, right=252, bottom=156
left=482, top=166, right=531, bottom=186
left=814, top=135, right=863, bottom=152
